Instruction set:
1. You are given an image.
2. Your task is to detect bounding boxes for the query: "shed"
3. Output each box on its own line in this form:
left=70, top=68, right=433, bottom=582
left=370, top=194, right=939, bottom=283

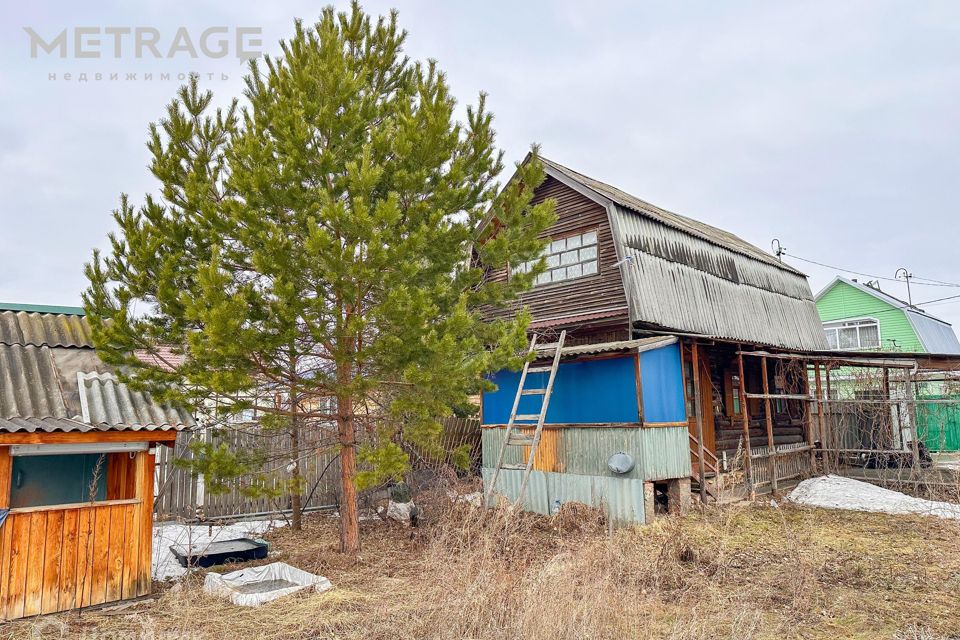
left=0, top=304, right=191, bottom=619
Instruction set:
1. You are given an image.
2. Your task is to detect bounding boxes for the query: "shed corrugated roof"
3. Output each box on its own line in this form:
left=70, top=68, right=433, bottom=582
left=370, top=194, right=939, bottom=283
left=0, top=311, right=192, bottom=434
left=79, top=372, right=193, bottom=430
left=0, top=345, right=71, bottom=419
left=531, top=156, right=828, bottom=350
left=0, top=310, right=94, bottom=348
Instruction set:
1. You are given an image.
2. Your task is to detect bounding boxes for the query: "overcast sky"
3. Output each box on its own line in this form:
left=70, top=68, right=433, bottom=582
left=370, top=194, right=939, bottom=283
left=2, top=1, right=960, bottom=328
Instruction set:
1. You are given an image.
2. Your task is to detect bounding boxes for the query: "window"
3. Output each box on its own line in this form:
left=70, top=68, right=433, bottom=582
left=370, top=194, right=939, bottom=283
left=10, top=453, right=108, bottom=508
left=823, top=318, right=881, bottom=350
left=728, top=373, right=742, bottom=416
left=513, top=230, right=599, bottom=286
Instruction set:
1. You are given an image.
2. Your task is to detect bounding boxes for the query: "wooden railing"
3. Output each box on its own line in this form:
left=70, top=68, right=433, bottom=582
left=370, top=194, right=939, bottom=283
left=749, top=442, right=813, bottom=488
left=689, top=433, right=720, bottom=500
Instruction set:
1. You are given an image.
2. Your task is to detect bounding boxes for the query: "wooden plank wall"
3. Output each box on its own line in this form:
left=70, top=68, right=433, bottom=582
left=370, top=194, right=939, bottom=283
left=0, top=501, right=147, bottom=619
left=480, top=176, right=630, bottom=325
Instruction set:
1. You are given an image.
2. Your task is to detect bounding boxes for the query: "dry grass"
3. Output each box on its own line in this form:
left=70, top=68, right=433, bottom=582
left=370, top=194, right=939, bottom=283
left=5, top=493, right=960, bottom=640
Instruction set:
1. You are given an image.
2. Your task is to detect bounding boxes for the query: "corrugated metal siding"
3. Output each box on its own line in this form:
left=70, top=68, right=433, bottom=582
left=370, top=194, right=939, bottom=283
left=482, top=426, right=690, bottom=481
left=615, top=206, right=827, bottom=350
left=638, top=427, right=692, bottom=480
left=482, top=468, right=647, bottom=525
left=0, top=311, right=93, bottom=348
left=79, top=372, right=194, bottom=429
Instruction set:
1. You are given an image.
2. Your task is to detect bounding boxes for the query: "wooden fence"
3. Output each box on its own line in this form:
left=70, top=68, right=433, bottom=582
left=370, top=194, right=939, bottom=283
left=155, top=416, right=481, bottom=522
left=155, top=426, right=341, bottom=522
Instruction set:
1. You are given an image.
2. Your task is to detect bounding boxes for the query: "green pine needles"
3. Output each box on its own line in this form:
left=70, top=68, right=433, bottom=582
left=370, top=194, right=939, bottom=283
left=83, top=2, right=554, bottom=551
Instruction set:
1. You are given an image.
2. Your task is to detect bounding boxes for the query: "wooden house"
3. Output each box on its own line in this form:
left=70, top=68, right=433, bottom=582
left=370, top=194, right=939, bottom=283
left=478, top=156, right=829, bottom=520
left=0, top=303, right=191, bottom=619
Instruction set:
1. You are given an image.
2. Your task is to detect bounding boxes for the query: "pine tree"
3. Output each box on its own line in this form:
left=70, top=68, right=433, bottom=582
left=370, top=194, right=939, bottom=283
left=83, top=2, right=554, bottom=552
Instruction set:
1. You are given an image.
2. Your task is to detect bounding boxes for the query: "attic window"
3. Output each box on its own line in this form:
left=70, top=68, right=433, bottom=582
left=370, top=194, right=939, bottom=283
left=823, top=318, right=880, bottom=350
left=514, top=230, right=599, bottom=286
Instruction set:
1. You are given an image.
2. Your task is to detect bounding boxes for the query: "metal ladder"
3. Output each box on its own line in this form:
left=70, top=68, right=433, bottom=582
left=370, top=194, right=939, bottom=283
left=486, top=330, right=566, bottom=507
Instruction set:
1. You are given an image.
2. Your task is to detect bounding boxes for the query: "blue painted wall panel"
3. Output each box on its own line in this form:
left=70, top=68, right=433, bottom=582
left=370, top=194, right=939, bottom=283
left=482, top=356, right=639, bottom=425
left=640, top=343, right=686, bottom=423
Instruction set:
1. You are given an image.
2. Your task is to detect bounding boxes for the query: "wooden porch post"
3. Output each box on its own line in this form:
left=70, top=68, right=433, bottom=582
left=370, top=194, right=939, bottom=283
left=882, top=367, right=892, bottom=451
left=761, top=356, right=778, bottom=494
left=803, top=363, right=816, bottom=470
left=737, top=350, right=754, bottom=497
left=691, top=342, right=707, bottom=504
left=905, top=370, right=921, bottom=468
left=825, top=365, right=834, bottom=472
left=814, top=364, right=826, bottom=474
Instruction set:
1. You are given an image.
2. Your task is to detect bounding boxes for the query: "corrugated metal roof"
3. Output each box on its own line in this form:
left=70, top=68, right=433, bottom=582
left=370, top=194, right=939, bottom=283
left=0, top=302, right=85, bottom=315
left=513, top=157, right=828, bottom=350
left=133, top=346, right=187, bottom=371
left=528, top=308, right=627, bottom=329
left=816, top=277, right=960, bottom=355
left=0, top=310, right=94, bottom=348
left=612, top=204, right=827, bottom=350
left=908, top=313, right=960, bottom=354
left=0, top=345, right=72, bottom=420
left=535, top=335, right=676, bottom=357
left=79, top=372, right=193, bottom=430
left=0, top=339, right=190, bottom=434
left=540, top=158, right=807, bottom=277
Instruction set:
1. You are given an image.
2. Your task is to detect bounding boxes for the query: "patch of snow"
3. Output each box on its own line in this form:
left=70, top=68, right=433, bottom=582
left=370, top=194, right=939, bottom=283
left=787, top=475, right=960, bottom=520
left=153, top=519, right=286, bottom=581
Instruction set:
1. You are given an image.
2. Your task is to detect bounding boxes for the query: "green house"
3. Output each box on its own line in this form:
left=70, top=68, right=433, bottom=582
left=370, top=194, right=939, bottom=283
left=815, top=276, right=960, bottom=450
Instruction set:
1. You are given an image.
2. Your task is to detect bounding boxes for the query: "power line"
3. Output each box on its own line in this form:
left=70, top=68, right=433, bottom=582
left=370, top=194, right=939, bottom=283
left=782, top=251, right=960, bottom=288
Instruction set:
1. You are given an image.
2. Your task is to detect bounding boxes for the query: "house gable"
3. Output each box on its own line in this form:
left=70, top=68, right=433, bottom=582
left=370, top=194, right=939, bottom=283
left=815, top=279, right=924, bottom=352
left=482, top=175, right=630, bottom=340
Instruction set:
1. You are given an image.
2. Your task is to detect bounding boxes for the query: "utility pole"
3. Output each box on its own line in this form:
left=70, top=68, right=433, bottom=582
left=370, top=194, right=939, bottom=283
left=895, top=267, right=914, bottom=306
left=771, top=238, right=786, bottom=262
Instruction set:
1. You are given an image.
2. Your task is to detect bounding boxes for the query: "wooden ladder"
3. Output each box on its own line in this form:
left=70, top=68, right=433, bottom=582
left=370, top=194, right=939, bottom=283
left=485, top=330, right=566, bottom=508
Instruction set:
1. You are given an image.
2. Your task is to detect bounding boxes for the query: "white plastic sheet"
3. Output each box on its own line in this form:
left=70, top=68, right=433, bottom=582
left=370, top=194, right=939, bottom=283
left=203, top=561, right=333, bottom=606
left=153, top=520, right=285, bottom=580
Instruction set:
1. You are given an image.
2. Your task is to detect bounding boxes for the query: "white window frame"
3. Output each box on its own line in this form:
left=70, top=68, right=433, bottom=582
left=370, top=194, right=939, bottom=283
left=512, top=229, right=600, bottom=286
left=823, top=316, right=882, bottom=350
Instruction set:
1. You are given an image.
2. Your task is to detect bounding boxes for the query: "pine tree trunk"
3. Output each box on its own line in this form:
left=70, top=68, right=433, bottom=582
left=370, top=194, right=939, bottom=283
left=337, top=388, right=360, bottom=554
left=289, top=416, right=303, bottom=531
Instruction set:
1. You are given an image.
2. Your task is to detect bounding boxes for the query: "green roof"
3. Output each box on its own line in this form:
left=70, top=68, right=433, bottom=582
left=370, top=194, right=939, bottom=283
left=0, top=302, right=85, bottom=316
